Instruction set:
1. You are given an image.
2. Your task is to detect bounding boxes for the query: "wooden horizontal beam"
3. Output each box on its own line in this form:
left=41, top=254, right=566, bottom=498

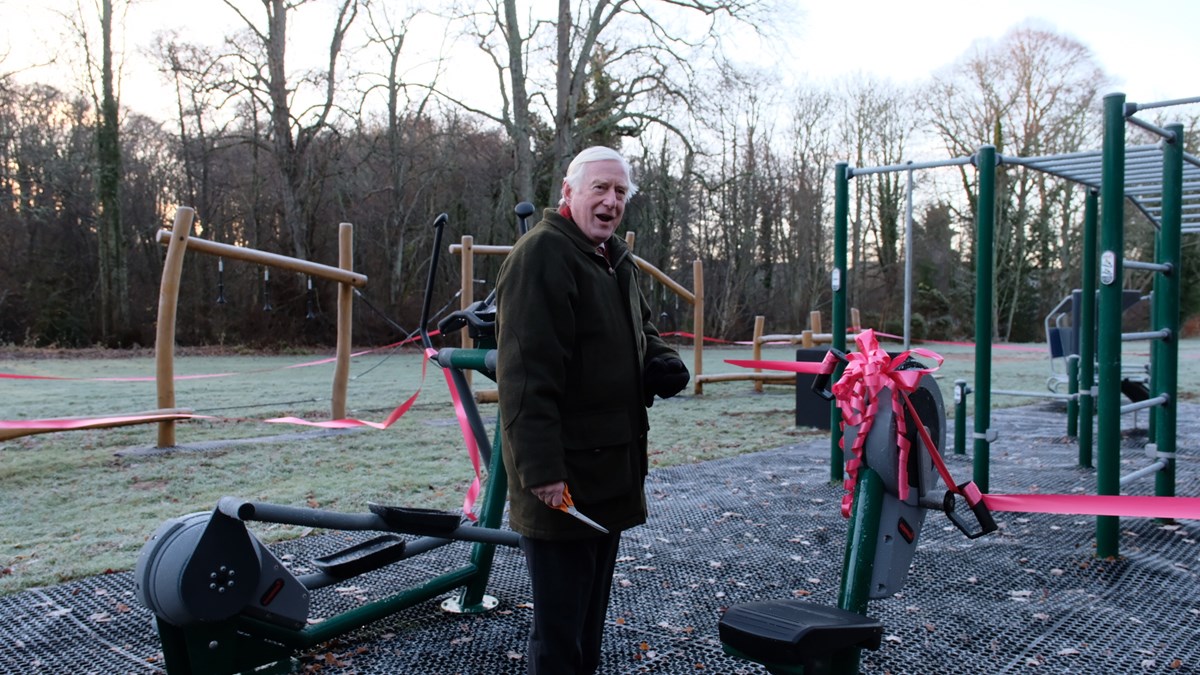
left=155, top=230, right=368, bottom=288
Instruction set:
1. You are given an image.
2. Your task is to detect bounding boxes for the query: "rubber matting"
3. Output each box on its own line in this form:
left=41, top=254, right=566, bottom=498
left=1, top=401, right=1198, bottom=674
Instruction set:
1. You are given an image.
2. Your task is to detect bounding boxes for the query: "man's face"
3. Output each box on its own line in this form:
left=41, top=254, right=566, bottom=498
left=563, top=159, right=629, bottom=245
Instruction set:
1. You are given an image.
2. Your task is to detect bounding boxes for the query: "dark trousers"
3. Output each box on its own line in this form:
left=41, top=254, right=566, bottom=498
left=520, top=532, right=622, bottom=675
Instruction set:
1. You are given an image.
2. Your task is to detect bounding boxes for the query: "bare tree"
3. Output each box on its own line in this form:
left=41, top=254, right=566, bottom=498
left=220, top=0, right=361, bottom=262
left=63, top=0, right=132, bottom=343
left=925, top=22, right=1107, bottom=340
left=448, top=0, right=774, bottom=205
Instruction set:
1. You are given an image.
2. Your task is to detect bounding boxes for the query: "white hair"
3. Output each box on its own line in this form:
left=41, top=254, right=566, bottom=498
left=558, top=146, right=639, bottom=205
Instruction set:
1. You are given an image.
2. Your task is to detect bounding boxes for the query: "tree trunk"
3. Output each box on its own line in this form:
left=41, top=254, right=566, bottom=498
left=504, top=0, right=535, bottom=203
left=551, top=0, right=574, bottom=195
left=97, top=0, right=128, bottom=342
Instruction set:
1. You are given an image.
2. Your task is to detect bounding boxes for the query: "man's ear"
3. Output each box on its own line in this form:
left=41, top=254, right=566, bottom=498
left=561, top=179, right=573, bottom=204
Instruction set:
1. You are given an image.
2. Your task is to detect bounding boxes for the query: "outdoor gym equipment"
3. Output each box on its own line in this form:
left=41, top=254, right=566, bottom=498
left=720, top=349, right=997, bottom=674
left=154, top=207, right=367, bottom=445
left=134, top=212, right=518, bottom=675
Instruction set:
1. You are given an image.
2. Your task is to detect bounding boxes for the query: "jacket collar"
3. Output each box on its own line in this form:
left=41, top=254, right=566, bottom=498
left=541, top=208, right=629, bottom=263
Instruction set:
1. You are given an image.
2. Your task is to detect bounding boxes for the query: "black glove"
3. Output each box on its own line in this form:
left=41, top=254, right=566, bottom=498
left=643, top=355, right=690, bottom=406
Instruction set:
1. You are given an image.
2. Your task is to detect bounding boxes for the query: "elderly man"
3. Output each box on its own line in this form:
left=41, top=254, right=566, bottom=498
left=496, top=146, right=690, bottom=674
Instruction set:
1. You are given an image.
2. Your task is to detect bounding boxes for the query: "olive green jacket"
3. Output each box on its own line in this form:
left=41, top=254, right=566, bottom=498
left=495, top=209, right=678, bottom=540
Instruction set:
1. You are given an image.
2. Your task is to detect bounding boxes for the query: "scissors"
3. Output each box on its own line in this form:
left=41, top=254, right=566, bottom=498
left=555, top=486, right=609, bottom=534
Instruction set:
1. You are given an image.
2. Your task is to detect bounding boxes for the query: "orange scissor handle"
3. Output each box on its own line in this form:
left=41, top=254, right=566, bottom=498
left=557, top=485, right=576, bottom=511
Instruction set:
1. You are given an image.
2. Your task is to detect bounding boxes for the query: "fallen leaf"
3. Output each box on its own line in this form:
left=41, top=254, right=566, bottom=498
left=1058, top=648, right=1081, bottom=656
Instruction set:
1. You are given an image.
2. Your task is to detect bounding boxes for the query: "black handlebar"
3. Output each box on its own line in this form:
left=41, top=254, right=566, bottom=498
left=419, top=213, right=449, bottom=350
left=812, top=348, right=848, bottom=401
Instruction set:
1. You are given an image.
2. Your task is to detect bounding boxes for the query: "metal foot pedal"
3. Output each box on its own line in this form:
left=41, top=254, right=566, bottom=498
left=312, top=534, right=407, bottom=579
left=368, top=503, right=462, bottom=536
left=719, top=600, right=882, bottom=672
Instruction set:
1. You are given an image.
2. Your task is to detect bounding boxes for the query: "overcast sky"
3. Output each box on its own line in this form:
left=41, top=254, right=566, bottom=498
left=2, top=0, right=1197, bottom=123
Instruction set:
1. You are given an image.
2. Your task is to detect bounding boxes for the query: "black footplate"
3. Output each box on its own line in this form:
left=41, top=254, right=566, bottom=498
left=719, top=600, right=882, bottom=668
left=368, top=503, right=463, bottom=536
left=312, top=534, right=408, bottom=579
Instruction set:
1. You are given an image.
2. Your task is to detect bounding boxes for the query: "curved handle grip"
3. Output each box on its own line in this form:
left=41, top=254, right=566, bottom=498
left=811, top=348, right=847, bottom=401
left=515, top=201, right=535, bottom=236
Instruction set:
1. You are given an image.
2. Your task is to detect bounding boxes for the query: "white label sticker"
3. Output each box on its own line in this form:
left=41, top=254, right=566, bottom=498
left=831, top=268, right=841, bottom=292
left=1100, top=251, right=1116, bottom=285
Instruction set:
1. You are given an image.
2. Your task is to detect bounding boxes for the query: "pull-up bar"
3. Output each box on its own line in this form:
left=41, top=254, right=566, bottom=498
left=846, top=155, right=974, bottom=177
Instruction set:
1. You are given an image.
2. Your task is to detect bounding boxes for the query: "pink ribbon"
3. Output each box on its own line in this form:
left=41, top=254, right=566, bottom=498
left=264, top=348, right=432, bottom=430
left=829, top=330, right=942, bottom=515
left=434, top=348, right=484, bottom=522
left=0, top=412, right=202, bottom=431
left=982, top=493, right=1200, bottom=519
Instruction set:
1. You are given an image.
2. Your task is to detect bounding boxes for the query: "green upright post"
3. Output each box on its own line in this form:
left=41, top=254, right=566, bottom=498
left=836, top=466, right=884, bottom=674
left=831, top=162, right=850, bottom=484
left=1154, top=122, right=1183, bottom=502
left=973, top=145, right=996, bottom=494
left=449, top=411, right=509, bottom=611
left=1078, top=190, right=1098, bottom=469
left=1096, top=93, right=1126, bottom=558
left=954, top=379, right=968, bottom=455
left=1066, top=355, right=1079, bottom=437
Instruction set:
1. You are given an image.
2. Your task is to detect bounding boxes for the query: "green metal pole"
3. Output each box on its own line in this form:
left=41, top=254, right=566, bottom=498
left=954, top=379, right=968, bottom=455
left=1078, top=190, right=1098, bottom=469
left=973, top=145, right=996, bottom=494
left=831, top=162, right=850, bottom=484
left=836, top=466, right=883, bottom=674
left=452, top=410, right=510, bottom=611
left=1154, top=122, right=1182, bottom=502
left=1096, top=92, right=1126, bottom=558
left=1067, top=355, right=1079, bottom=438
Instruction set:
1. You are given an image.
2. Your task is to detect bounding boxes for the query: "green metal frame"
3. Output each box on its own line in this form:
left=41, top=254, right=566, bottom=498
left=831, top=162, right=850, bottom=483
left=1153, top=122, right=1183, bottom=505
left=972, top=146, right=997, bottom=494
left=1096, top=93, right=1127, bottom=557
left=1078, top=190, right=1099, bottom=469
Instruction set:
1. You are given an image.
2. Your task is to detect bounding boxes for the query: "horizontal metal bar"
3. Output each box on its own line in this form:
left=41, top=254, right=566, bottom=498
left=1126, top=115, right=1176, bottom=141
left=989, top=389, right=1075, bottom=401
left=848, top=155, right=974, bottom=177
left=218, top=498, right=519, bottom=546
left=1123, top=260, right=1172, bottom=273
left=1120, top=394, right=1169, bottom=415
left=1121, top=329, right=1171, bottom=342
left=1131, top=96, right=1200, bottom=111
left=1119, top=459, right=1168, bottom=486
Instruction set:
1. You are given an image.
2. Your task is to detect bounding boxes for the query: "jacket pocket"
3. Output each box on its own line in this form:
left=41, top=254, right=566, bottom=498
left=562, top=409, right=635, bottom=503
